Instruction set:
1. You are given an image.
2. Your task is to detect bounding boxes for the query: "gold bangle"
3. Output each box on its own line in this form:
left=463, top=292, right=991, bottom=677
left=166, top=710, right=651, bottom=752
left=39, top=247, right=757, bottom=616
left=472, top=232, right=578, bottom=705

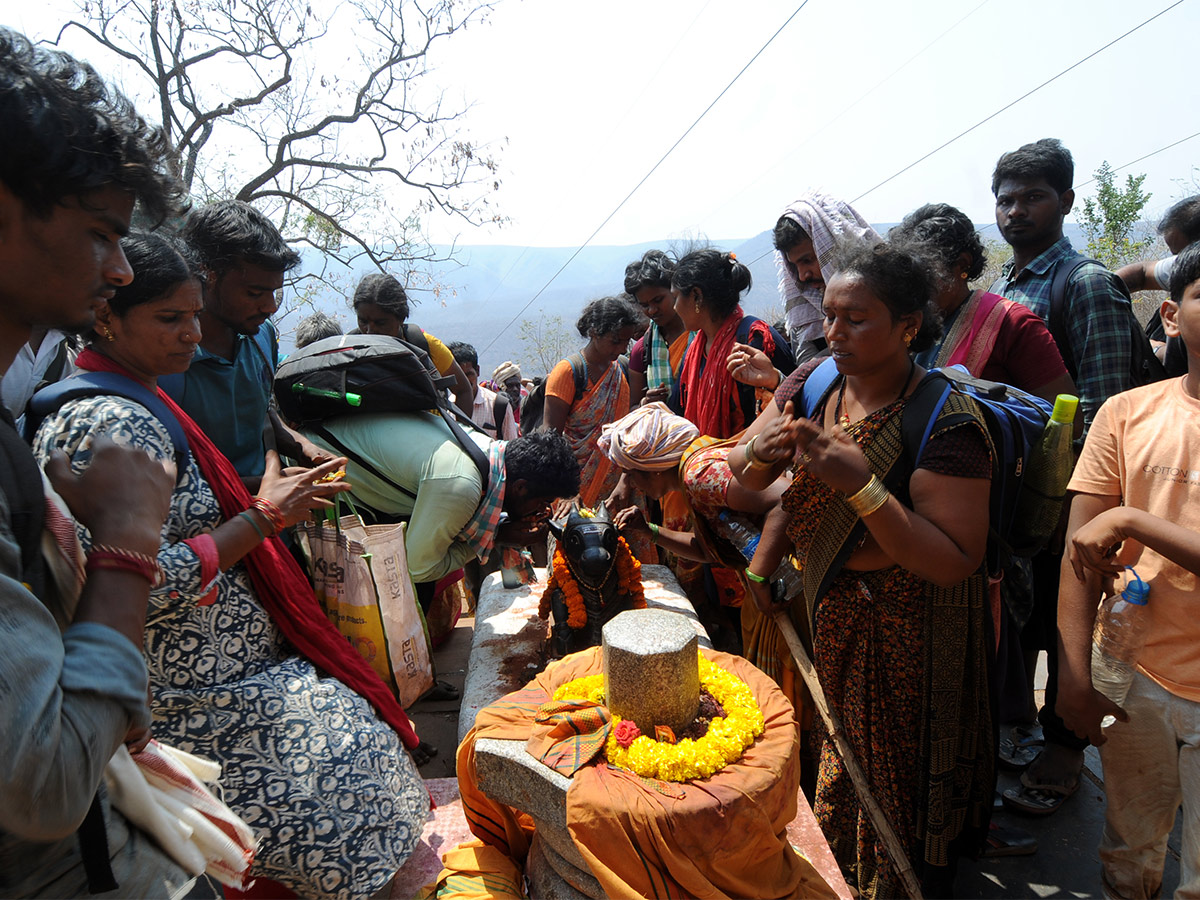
left=744, top=435, right=775, bottom=471
left=845, top=475, right=890, bottom=517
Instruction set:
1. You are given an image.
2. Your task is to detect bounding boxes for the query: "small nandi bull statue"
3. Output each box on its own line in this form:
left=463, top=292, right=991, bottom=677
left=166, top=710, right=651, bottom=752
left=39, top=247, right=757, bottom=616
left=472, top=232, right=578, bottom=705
left=538, top=504, right=645, bottom=659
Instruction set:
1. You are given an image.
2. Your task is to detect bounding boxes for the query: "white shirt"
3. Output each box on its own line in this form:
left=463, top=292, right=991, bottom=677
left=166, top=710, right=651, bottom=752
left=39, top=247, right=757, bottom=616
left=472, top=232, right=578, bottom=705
left=465, top=384, right=519, bottom=440
left=2, top=330, right=76, bottom=428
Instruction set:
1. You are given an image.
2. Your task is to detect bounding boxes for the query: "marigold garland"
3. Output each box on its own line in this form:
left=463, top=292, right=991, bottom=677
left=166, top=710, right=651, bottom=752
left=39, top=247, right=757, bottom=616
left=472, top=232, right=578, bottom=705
left=538, top=534, right=646, bottom=629
left=552, top=653, right=764, bottom=782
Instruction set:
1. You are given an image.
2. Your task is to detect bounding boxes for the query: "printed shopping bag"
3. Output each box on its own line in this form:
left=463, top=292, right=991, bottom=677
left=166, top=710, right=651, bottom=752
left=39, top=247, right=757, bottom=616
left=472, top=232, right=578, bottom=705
left=298, top=507, right=434, bottom=707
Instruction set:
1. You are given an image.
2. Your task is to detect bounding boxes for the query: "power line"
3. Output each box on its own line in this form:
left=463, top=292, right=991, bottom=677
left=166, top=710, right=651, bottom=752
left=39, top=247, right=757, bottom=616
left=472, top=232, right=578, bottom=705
left=469, top=2, right=712, bottom=320
left=701, top=0, right=991, bottom=226
left=978, top=128, right=1200, bottom=233
left=480, top=1, right=812, bottom=355
left=850, top=0, right=1187, bottom=205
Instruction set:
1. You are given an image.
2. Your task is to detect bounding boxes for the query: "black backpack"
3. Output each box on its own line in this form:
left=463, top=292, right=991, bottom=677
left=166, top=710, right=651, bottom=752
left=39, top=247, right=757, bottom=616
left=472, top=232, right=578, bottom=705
left=273, top=334, right=489, bottom=498
left=520, top=352, right=587, bottom=433
left=489, top=390, right=511, bottom=436
left=1048, top=255, right=1167, bottom=388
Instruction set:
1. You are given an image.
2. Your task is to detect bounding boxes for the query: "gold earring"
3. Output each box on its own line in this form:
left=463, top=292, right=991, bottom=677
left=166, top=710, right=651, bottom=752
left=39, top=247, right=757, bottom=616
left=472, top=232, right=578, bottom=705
left=98, top=326, right=115, bottom=342
left=960, top=272, right=968, bottom=280
left=904, top=332, right=913, bottom=347
left=694, top=300, right=701, bottom=315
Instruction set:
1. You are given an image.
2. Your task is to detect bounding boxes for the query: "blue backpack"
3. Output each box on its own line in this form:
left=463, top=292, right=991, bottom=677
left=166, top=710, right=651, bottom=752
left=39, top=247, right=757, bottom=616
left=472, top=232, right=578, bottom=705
left=28, top=372, right=191, bottom=483
left=799, top=359, right=1054, bottom=573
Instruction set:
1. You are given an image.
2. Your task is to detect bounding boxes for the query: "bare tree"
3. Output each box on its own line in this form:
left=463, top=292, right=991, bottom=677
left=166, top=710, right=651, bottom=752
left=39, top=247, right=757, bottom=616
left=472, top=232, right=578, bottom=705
left=59, top=0, right=506, bottom=276
left=518, top=314, right=573, bottom=376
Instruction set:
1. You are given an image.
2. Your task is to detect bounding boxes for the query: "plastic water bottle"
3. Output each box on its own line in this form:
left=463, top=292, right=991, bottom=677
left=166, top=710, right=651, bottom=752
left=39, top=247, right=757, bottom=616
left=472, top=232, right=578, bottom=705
left=1014, top=393, right=1078, bottom=551
left=1090, top=567, right=1151, bottom=728
left=715, top=510, right=803, bottom=602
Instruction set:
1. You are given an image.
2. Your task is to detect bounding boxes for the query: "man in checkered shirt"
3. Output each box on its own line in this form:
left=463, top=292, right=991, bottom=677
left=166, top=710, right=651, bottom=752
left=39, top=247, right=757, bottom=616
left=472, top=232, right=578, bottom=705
left=990, top=137, right=1137, bottom=819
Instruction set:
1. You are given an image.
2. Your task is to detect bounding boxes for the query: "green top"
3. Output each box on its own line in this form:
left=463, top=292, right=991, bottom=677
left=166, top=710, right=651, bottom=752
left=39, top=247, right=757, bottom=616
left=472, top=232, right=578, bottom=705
left=304, top=411, right=489, bottom=584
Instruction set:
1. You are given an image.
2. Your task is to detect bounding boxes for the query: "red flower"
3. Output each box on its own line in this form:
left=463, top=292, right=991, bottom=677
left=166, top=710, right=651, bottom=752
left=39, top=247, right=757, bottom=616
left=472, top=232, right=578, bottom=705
left=614, top=720, right=641, bottom=748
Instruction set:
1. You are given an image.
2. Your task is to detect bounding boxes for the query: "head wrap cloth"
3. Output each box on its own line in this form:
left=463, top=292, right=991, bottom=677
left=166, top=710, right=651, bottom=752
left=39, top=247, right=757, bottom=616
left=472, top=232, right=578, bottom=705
left=493, top=360, right=521, bottom=383
left=776, top=190, right=879, bottom=346
left=598, top=402, right=699, bottom=472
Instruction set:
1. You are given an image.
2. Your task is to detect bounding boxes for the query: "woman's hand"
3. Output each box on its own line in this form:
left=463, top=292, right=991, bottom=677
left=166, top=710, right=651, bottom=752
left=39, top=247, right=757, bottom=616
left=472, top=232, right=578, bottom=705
left=792, top=418, right=872, bottom=495
left=641, top=383, right=670, bottom=405
left=1068, top=507, right=1131, bottom=583
left=754, top=400, right=804, bottom=463
left=255, top=450, right=352, bottom=528
left=747, top=576, right=783, bottom=615
left=726, top=342, right=780, bottom=389
left=612, top=504, right=651, bottom=538
left=551, top=497, right=577, bottom=520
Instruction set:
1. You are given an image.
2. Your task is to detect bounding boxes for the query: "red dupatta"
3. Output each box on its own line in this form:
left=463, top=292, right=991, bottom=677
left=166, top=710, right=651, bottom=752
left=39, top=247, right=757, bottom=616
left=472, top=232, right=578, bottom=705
left=679, top=307, right=776, bottom=438
left=74, top=349, right=420, bottom=750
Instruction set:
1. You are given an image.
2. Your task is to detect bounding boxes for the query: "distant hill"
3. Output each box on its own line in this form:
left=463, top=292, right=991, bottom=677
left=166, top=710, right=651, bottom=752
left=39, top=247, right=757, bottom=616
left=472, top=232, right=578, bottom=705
left=286, top=223, right=1088, bottom=377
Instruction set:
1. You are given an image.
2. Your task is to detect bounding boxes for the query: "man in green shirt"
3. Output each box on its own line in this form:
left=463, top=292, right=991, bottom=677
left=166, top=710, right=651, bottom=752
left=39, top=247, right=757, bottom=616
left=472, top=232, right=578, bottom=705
left=304, top=415, right=578, bottom=601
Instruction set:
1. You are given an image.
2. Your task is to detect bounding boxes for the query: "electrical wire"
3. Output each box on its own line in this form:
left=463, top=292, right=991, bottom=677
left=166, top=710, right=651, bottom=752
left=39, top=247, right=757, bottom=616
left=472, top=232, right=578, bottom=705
left=741, top=0, right=1190, bottom=265
left=978, top=127, right=1200, bottom=234
left=850, top=0, right=1187, bottom=205
left=480, top=1, right=812, bottom=355
left=701, top=0, right=991, bottom=224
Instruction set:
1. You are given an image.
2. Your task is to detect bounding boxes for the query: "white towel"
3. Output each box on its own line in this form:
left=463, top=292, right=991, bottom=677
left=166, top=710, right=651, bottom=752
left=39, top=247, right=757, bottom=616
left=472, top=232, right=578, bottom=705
left=105, top=741, right=256, bottom=889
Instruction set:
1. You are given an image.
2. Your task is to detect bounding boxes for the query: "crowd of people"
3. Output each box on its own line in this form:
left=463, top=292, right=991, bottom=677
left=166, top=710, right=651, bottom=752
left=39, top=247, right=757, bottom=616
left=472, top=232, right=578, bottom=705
left=2, top=22, right=1198, bottom=900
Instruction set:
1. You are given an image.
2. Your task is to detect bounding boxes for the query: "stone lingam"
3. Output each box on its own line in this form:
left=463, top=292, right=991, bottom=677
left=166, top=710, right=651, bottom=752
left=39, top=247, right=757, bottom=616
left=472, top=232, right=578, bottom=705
left=602, top=608, right=698, bottom=736
left=469, top=608, right=845, bottom=900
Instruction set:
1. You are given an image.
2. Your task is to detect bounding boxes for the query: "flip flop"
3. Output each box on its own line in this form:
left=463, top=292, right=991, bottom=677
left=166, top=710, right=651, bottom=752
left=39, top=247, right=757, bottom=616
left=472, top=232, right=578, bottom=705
left=998, top=723, right=1044, bottom=770
left=980, top=822, right=1038, bottom=857
left=1001, top=779, right=1079, bottom=816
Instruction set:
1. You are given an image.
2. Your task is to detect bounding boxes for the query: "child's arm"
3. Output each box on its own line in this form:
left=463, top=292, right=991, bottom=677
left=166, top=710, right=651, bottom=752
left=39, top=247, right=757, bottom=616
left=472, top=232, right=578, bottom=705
left=1070, top=505, right=1200, bottom=581
left=1056, top=492, right=1129, bottom=747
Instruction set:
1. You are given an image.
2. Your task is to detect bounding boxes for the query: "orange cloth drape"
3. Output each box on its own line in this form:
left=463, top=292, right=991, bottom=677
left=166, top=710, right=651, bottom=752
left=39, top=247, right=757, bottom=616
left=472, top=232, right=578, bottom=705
left=454, top=648, right=837, bottom=900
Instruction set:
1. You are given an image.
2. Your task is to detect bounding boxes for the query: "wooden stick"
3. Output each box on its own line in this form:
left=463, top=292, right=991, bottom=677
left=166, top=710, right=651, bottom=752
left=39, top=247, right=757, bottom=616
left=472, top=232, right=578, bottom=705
left=773, top=611, right=925, bottom=900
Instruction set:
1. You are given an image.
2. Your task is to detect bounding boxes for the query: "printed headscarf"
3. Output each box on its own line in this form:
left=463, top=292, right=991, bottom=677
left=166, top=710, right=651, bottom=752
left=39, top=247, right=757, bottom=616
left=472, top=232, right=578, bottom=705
left=598, top=402, right=700, bottom=472
left=776, top=190, right=879, bottom=347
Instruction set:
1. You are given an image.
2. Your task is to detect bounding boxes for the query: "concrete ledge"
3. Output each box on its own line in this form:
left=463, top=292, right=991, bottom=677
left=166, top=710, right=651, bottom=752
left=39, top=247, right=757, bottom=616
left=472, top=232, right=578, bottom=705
left=458, top=564, right=708, bottom=744
left=458, top=569, right=549, bottom=745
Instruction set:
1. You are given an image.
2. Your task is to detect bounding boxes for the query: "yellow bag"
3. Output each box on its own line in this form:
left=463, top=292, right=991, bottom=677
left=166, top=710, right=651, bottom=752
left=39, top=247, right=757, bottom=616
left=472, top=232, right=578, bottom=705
left=298, top=507, right=434, bottom=708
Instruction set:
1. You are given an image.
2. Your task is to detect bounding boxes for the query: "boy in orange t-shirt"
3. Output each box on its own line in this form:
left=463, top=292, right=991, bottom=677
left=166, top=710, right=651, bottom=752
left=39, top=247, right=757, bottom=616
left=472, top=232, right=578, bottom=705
left=1057, top=241, right=1200, bottom=898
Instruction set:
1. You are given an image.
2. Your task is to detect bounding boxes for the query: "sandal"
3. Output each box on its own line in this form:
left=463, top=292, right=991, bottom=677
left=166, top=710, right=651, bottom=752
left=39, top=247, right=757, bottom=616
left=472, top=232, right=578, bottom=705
left=998, top=723, right=1044, bottom=770
left=980, top=822, right=1038, bottom=857
left=1001, top=779, right=1079, bottom=816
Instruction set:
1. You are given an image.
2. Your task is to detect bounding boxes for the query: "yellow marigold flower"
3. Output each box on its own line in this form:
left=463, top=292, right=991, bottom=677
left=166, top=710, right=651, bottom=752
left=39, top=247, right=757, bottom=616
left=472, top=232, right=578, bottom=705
left=550, top=652, right=764, bottom=783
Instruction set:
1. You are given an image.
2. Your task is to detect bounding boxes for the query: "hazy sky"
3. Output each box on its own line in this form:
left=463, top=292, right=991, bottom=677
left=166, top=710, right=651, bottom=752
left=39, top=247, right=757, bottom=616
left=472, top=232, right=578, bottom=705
left=8, top=0, right=1198, bottom=249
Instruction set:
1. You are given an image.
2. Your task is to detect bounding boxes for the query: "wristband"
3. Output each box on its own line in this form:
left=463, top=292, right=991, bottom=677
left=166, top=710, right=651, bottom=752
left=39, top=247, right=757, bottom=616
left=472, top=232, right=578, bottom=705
left=87, top=544, right=164, bottom=587
left=648, top=523, right=660, bottom=539
left=250, top=497, right=286, bottom=535
left=744, top=568, right=769, bottom=584
left=845, top=475, right=890, bottom=517
left=238, top=510, right=268, bottom=541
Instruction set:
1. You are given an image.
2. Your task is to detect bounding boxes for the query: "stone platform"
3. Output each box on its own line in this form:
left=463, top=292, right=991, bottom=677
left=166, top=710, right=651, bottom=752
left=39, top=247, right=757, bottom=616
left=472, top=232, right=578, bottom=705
left=458, top=564, right=709, bottom=744
left=404, top=760, right=852, bottom=900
